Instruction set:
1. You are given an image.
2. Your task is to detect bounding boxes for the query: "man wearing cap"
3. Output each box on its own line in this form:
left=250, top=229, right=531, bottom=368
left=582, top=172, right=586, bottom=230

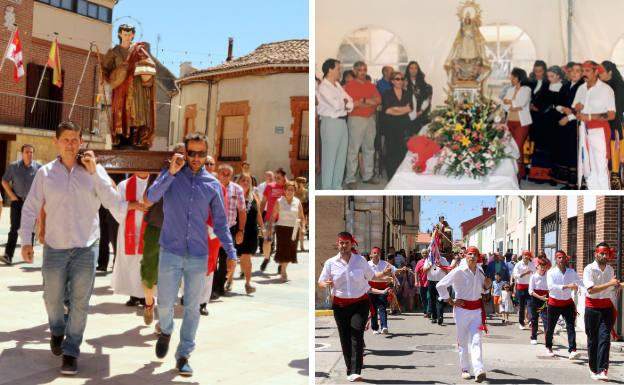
left=436, top=246, right=492, bottom=382
left=368, top=246, right=396, bottom=334
left=528, top=257, right=550, bottom=345
left=583, top=242, right=620, bottom=381
left=512, top=251, right=536, bottom=329
left=318, top=232, right=391, bottom=383
left=573, top=61, right=616, bottom=189
left=545, top=250, right=583, bottom=358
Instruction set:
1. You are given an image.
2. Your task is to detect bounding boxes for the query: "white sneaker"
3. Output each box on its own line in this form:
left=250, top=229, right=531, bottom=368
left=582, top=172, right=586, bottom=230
left=589, top=369, right=599, bottom=381
left=530, top=339, right=538, bottom=345
left=545, top=348, right=555, bottom=357
left=381, top=327, right=389, bottom=334
left=475, top=370, right=486, bottom=383
left=519, top=324, right=526, bottom=330
left=569, top=350, right=580, bottom=360
left=347, top=374, right=363, bottom=382
left=372, top=330, right=380, bottom=335
left=461, top=371, right=471, bottom=379
left=597, top=370, right=608, bottom=381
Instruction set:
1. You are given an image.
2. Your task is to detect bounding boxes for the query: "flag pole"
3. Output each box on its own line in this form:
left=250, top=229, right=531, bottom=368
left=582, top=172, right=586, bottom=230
left=69, top=42, right=93, bottom=119
left=0, top=25, right=17, bottom=73
left=31, top=32, right=58, bottom=114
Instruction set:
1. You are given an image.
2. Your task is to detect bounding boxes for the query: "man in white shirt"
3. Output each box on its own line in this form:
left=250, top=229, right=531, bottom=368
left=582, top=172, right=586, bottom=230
left=19, top=121, right=129, bottom=375
left=512, top=251, right=536, bottom=329
left=437, top=246, right=492, bottom=382
left=583, top=242, right=620, bottom=381
left=318, top=232, right=390, bottom=383
left=317, top=58, right=354, bottom=189
left=545, top=250, right=583, bottom=358
left=423, top=249, right=450, bottom=325
left=574, top=61, right=617, bottom=190
left=368, top=247, right=396, bottom=334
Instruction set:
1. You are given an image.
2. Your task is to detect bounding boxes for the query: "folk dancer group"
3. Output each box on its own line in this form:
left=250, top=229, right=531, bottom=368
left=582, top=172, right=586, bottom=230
left=319, top=233, right=623, bottom=383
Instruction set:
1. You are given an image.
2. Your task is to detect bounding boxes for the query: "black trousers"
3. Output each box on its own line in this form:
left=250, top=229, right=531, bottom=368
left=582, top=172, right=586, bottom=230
left=333, top=299, right=369, bottom=376
left=428, top=281, right=444, bottom=322
left=5, top=199, right=23, bottom=258
left=213, top=225, right=237, bottom=295
left=528, top=297, right=547, bottom=340
left=517, top=289, right=530, bottom=326
left=545, top=303, right=576, bottom=351
left=585, top=307, right=613, bottom=373
left=97, top=206, right=119, bottom=269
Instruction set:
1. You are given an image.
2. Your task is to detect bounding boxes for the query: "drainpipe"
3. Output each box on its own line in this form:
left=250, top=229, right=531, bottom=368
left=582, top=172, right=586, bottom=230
left=204, top=80, right=213, bottom=137
left=617, top=196, right=622, bottom=336
left=382, top=198, right=386, bottom=252
left=556, top=196, right=560, bottom=250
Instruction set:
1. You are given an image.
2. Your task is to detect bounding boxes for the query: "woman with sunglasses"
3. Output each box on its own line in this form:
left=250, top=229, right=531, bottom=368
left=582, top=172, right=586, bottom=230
left=381, top=71, right=413, bottom=179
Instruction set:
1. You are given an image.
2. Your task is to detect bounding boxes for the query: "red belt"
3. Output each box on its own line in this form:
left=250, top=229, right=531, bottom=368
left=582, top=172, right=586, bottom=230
left=516, top=283, right=529, bottom=290
left=368, top=281, right=390, bottom=290
left=585, top=297, right=613, bottom=309
left=548, top=297, right=575, bottom=307
left=533, top=289, right=548, bottom=296
left=457, top=299, right=488, bottom=334
left=333, top=294, right=369, bottom=307
left=587, top=120, right=612, bottom=159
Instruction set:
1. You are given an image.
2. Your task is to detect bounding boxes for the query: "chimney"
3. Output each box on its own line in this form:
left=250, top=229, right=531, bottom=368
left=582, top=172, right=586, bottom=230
left=179, top=61, right=198, bottom=78
left=226, top=37, right=234, bottom=62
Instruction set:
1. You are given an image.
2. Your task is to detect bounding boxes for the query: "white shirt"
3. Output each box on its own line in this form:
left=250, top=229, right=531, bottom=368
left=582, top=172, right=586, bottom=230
left=583, top=261, right=616, bottom=300
left=19, top=160, right=127, bottom=249
left=436, top=263, right=487, bottom=301
left=368, top=259, right=396, bottom=276
left=318, top=253, right=374, bottom=298
left=547, top=267, right=583, bottom=300
left=573, top=79, right=616, bottom=115
left=528, top=272, right=549, bottom=295
left=503, top=85, right=533, bottom=126
left=424, top=257, right=449, bottom=282
left=317, top=78, right=354, bottom=118
left=512, top=259, right=536, bottom=285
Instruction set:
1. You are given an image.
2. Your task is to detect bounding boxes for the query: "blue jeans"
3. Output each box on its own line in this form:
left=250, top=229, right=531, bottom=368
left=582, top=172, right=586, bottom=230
left=42, top=244, right=98, bottom=357
left=369, top=293, right=388, bottom=330
left=157, top=248, right=207, bottom=359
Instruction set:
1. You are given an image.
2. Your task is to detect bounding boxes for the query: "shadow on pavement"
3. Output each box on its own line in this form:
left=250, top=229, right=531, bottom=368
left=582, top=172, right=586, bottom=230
left=0, top=323, right=50, bottom=347
left=365, top=364, right=434, bottom=370
left=363, top=380, right=448, bottom=384
left=89, top=302, right=143, bottom=316
left=255, top=278, right=288, bottom=285
left=384, top=332, right=443, bottom=339
left=8, top=284, right=43, bottom=292
left=364, top=348, right=415, bottom=357
left=19, top=266, right=41, bottom=273
left=81, top=361, right=199, bottom=385
left=288, top=357, right=309, bottom=376
left=86, top=325, right=154, bottom=350
left=92, top=286, right=114, bottom=296
left=0, top=347, right=109, bottom=385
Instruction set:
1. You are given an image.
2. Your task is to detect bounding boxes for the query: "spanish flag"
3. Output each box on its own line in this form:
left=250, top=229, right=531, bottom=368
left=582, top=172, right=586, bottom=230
left=47, top=39, right=62, bottom=88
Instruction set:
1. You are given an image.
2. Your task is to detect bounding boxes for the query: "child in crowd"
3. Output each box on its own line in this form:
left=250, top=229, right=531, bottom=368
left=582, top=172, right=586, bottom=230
left=501, top=283, right=515, bottom=324
left=491, top=272, right=504, bottom=316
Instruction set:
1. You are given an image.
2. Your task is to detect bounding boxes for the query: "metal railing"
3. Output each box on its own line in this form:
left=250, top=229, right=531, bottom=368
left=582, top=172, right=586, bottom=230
left=0, top=91, right=99, bottom=133
left=219, top=138, right=242, bottom=161
left=297, top=134, right=308, bottom=160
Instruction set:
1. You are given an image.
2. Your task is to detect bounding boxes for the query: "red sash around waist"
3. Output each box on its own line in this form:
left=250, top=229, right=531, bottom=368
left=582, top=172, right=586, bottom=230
left=533, top=289, right=548, bottom=296
left=587, top=120, right=612, bottom=159
left=585, top=297, right=613, bottom=309
left=516, top=283, right=529, bottom=290
left=457, top=299, right=488, bottom=334
left=368, top=281, right=390, bottom=290
left=548, top=297, right=575, bottom=307
left=332, top=294, right=369, bottom=306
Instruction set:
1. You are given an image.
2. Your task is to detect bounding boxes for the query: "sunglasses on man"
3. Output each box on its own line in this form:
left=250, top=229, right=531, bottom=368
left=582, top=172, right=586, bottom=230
left=187, top=150, right=208, bottom=158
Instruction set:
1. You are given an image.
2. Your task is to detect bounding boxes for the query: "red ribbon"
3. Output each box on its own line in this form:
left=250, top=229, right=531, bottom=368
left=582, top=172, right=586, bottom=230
left=124, top=175, right=146, bottom=255
left=516, top=283, right=529, bottom=290
left=458, top=299, right=488, bottom=334
left=548, top=297, right=575, bottom=307
left=533, top=289, right=548, bottom=296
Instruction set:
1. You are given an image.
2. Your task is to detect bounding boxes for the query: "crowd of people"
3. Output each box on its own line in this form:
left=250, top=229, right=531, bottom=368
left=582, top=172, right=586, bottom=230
left=0, top=123, right=308, bottom=377
left=316, top=57, right=624, bottom=190
left=319, top=231, right=623, bottom=383
left=316, top=59, right=433, bottom=189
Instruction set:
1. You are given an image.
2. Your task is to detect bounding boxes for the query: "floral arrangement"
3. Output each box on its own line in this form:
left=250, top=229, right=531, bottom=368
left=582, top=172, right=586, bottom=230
left=422, top=93, right=511, bottom=178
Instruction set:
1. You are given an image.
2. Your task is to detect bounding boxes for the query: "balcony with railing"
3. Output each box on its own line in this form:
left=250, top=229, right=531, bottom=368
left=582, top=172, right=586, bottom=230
left=0, top=91, right=100, bottom=134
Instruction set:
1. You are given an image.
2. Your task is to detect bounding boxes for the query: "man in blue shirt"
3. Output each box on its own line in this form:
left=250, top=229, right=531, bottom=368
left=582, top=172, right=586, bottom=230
left=147, top=132, right=236, bottom=377
left=375, top=65, right=394, bottom=96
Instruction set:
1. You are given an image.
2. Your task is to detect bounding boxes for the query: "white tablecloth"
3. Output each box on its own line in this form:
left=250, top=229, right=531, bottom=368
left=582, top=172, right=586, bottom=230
left=386, top=137, right=520, bottom=190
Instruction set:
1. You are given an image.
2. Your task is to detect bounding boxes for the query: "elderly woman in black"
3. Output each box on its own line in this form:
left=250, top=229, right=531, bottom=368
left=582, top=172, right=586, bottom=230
left=404, top=61, right=433, bottom=136
left=382, top=71, right=413, bottom=179
left=528, top=60, right=552, bottom=183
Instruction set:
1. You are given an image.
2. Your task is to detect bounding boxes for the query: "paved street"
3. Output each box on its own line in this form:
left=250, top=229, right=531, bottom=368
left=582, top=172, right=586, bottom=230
left=0, top=211, right=308, bottom=385
left=316, top=306, right=624, bottom=384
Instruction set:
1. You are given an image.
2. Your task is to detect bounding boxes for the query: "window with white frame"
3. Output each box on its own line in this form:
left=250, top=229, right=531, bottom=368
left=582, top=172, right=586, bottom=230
left=337, top=27, right=408, bottom=81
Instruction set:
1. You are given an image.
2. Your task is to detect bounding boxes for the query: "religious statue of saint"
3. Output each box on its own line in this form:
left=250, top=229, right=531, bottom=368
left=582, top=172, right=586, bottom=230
left=102, top=24, right=156, bottom=149
left=444, top=1, right=491, bottom=90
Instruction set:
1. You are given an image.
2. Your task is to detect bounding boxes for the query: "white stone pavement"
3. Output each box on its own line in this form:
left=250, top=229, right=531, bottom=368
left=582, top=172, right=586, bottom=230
left=0, top=210, right=309, bottom=384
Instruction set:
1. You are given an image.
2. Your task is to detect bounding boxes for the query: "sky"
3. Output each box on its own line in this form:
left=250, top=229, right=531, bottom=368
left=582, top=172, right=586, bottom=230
left=112, top=0, right=309, bottom=76
left=419, top=196, right=497, bottom=241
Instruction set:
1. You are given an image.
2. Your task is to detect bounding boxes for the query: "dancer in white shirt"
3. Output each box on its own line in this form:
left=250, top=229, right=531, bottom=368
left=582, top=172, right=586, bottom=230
left=436, top=246, right=492, bottom=383
left=368, top=247, right=396, bottom=334
left=583, top=242, right=620, bottom=381
left=545, top=251, right=583, bottom=358
left=528, top=257, right=550, bottom=345
left=318, top=232, right=391, bottom=383
left=512, top=251, right=536, bottom=329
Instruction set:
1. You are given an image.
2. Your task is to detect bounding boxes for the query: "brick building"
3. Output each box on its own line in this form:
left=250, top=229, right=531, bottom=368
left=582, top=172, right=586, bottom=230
left=0, top=0, right=115, bottom=175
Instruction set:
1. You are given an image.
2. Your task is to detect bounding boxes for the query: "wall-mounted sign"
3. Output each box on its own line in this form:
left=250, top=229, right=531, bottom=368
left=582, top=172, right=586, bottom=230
left=274, top=126, right=284, bottom=134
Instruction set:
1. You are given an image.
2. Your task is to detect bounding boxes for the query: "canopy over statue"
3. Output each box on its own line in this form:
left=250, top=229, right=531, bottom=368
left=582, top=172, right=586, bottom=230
left=102, top=24, right=156, bottom=149
left=444, top=0, right=491, bottom=101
